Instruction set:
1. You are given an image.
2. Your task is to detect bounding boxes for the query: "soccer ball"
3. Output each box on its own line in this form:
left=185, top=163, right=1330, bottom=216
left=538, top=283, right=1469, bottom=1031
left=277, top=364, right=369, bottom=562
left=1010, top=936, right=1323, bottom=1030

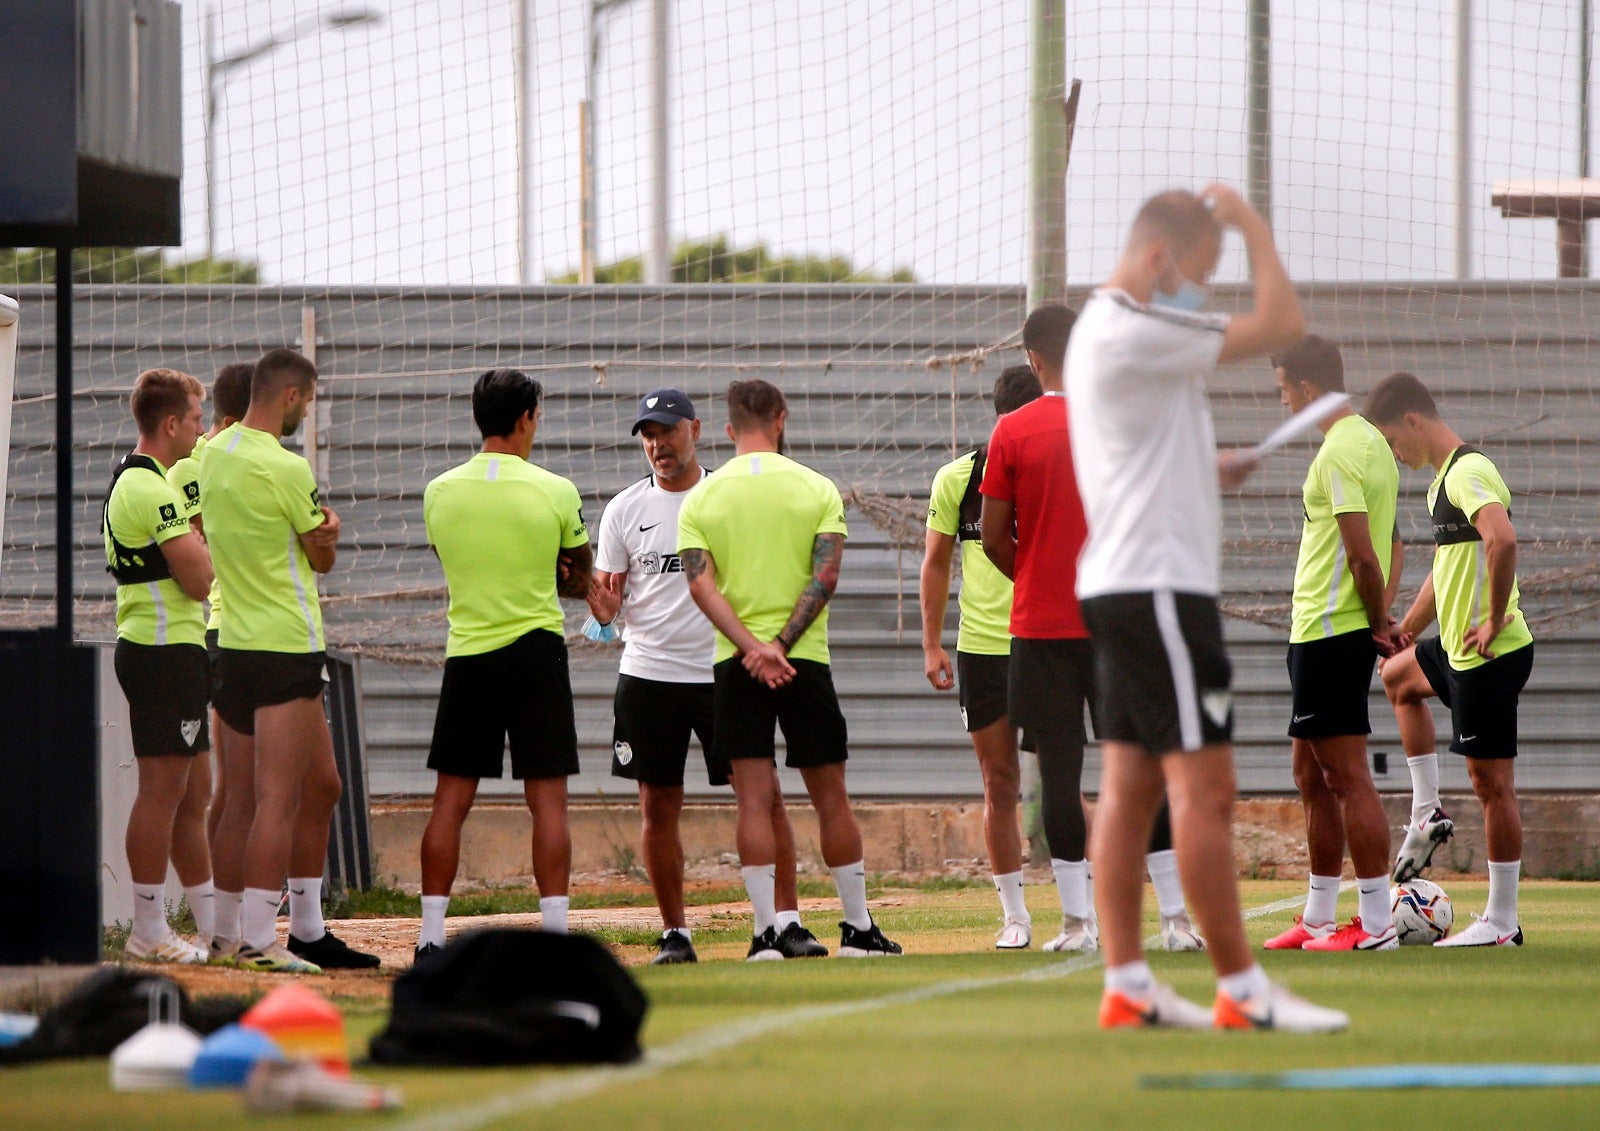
left=1391, top=879, right=1454, bottom=945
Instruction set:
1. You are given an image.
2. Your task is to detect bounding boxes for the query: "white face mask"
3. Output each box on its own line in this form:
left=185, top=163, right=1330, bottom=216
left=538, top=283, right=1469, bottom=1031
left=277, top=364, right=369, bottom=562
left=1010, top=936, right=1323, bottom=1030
left=1152, top=279, right=1208, bottom=312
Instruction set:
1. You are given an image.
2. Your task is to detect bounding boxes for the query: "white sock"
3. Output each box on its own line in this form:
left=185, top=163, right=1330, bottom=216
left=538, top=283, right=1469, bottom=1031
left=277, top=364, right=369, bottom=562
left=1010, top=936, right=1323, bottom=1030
left=288, top=877, right=324, bottom=942
left=1357, top=874, right=1393, bottom=935
left=1051, top=858, right=1091, bottom=920
left=1145, top=850, right=1186, bottom=919
left=184, top=881, right=216, bottom=941
left=1486, top=859, right=1521, bottom=930
left=1217, top=963, right=1270, bottom=1002
left=214, top=890, right=242, bottom=941
left=666, top=926, right=692, bottom=940
left=994, top=870, right=1029, bottom=924
left=539, top=895, right=570, bottom=935
left=1085, top=862, right=1097, bottom=926
left=1103, top=959, right=1154, bottom=996
left=420, top=894, right=449, bottom=947
left=831, top=860, right=872, bottom=931
left=775, top=909, right=801, bottom=931
left=1306, top=874, right=1341, bottom=927
left=741, top=864, right=778, bottom=934
left=1407, top=753, right=1440, bottom=826
left=132, top=882, right=167, bottom=940
left=241, top=886, right=282, bottom=952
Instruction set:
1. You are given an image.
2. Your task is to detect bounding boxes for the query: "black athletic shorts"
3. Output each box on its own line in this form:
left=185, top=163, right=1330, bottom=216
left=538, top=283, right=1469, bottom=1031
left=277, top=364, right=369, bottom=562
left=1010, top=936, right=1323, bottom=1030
left=954, top=651, right=1037, bottom=752
left=428, top=628, right=578, bottom=780
left=1286, top=629, right=1378, bottom=738
left=610, top=674, right=727, bottom=788
left=1007, top=637, right=1096, bottom=746
left=1080, top=591, right=1234, bottom=753
left=213, top=648, right=328, bottom=736
left=204, top=628, right=222, bottom=698
left=114, top=639, right=211, bottom=758
left=713, top=657, right=848, bottom=769
left=1414, top=636, right=1534, bottom=759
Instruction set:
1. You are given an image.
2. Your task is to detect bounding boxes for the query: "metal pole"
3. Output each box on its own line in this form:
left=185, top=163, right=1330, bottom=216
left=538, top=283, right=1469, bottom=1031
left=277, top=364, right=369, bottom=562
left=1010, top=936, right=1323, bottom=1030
left=1581, top=0, right=1592, bottom=275
left=645, top=0, right=671, bottom=284
left=1456, top=0, right=1472, bottom=280
left=1247, top=0, right=1272, bottom=223
left=1027, top=0, right=1066, bottom=307
left=55, top=248, right=73, bottom=645
left=579, top=101, right=595, bottom=282
left=204, top=4, right=216, bottom=260
left=516, top=0, right=536, bottom=283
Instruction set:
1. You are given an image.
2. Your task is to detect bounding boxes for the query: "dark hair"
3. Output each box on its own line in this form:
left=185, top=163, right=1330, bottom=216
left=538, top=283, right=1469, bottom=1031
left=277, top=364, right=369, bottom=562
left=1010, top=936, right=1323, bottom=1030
left=992, top=364, right=1042, bottom=416
left=1364, top=371, right=1439, bottom=424
left=1021, top=305, right=1076, bottom=367
left=211, top=362, right=254, bottom=422
left=131, top=368, right=203, bottom=435
left=1129, top=189, right=1222, bottom=256
left=472, top=368, right=543, bottom=438
left=251, top=348, right=317, bottom=402
left=727, top=378, right=787, bottom=432
left=1271, top=334, right=1344, bottom=393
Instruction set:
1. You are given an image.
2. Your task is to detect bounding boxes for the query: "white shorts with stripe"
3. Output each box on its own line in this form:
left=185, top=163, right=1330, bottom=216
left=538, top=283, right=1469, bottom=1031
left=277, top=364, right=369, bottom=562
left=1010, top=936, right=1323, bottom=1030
left=1079, top=590, right=1233, bottom=753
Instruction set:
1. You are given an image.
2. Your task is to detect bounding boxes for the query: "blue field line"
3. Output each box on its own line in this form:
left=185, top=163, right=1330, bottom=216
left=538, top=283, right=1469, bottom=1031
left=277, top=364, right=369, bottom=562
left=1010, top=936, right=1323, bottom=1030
left=389, top=888, right=1327, bottom=1131
left=1141, top=1064, right=1600, bottom=1090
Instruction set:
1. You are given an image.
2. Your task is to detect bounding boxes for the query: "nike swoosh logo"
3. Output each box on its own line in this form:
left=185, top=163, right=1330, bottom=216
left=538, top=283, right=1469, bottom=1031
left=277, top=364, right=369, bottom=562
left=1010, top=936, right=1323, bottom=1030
left=136, top=893, right=157, bottom=901
left=639, top=522, right=662, bottom=532
left=289, top=888, right=306, bottom=896
left=1459, top=735, right=1477, bottom=742
left=1293, top=713, right=1315, bottom=723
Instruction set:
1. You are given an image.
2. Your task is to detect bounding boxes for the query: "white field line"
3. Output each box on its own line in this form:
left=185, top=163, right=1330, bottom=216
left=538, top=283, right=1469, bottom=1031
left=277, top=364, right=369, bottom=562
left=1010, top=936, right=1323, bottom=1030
left=391, top=888, right=1334, bottom=1131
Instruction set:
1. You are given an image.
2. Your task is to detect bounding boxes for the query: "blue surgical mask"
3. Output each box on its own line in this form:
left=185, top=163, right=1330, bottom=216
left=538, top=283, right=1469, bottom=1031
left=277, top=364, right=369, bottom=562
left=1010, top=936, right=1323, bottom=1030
left=1152, top=279, right=1209, bottom=312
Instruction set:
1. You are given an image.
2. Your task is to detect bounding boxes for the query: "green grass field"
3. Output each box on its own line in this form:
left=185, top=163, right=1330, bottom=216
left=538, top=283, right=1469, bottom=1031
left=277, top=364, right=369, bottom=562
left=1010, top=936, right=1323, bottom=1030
left=7, top=880, right=1600, bottom=1130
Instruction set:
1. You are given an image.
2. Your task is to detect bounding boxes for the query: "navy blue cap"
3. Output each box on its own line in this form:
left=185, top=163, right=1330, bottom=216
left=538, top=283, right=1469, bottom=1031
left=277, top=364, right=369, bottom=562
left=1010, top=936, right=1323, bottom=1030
left=631, top=388, right=697, bottom=434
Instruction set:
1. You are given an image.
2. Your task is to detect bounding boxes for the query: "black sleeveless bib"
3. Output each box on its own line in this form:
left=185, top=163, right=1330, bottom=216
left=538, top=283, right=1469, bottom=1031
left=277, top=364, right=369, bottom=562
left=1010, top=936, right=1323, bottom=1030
left=103, top=453, right=176, bottom=584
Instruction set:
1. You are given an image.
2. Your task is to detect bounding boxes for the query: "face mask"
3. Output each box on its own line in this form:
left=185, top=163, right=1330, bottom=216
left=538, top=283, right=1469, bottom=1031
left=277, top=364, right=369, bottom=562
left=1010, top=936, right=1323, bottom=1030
left=1152, top=279, right=1208, bottom=312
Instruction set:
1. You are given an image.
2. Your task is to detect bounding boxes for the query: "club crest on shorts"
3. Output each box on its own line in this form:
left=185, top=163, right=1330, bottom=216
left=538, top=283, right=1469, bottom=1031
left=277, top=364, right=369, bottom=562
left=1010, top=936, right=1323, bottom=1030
left=614, top=740, right=633, bottom=766
left=958, top=705, right=968, bottom=727
left=1201, top=690, right=1233, bottom=727
left=180, top=718, right=202, bottom=747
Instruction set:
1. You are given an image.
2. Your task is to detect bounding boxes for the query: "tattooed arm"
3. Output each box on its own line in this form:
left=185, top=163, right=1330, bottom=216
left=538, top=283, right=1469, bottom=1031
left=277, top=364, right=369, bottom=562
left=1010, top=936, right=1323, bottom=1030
left=556, top=542, right=594, bottom=599
left=774, top=532, right=844, bottom=654
left=684, top=547, right=795, bottom=687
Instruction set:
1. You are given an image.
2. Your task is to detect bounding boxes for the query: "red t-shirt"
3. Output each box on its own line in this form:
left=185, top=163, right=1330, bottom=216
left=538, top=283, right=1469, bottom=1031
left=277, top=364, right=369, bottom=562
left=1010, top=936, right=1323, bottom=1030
left=978, top=392, right=1089, bottom=639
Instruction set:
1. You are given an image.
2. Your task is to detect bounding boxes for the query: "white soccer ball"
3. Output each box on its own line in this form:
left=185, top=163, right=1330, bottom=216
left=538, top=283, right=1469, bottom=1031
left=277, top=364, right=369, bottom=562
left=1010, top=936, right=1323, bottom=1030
left=1391, top=878, right=1454, bottom=945
left=0, top=294, right=19, bottom=328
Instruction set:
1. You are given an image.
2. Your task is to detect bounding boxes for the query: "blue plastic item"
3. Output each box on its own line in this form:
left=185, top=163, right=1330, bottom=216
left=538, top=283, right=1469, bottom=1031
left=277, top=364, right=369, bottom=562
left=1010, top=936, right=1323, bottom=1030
left=186, top=1023, right=285, bottom=1089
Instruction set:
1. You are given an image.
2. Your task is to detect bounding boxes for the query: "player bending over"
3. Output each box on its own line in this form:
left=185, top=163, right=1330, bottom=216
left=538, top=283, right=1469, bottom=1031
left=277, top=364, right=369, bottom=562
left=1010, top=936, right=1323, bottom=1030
left=679, top=379, right=902, bottom=959
left=1368, top=371, right=1533, bottom=947
left=105, top=368, right=216, bottom=963
left=1067, top=185, right=1346, bottom=1032
left=588, top=388, right=822, bottom=964
left=1265, top=336, right=1405, bottom=952
left=201, top=348, right=376, bottom=973
left=415, top=369, right=592, bottom=961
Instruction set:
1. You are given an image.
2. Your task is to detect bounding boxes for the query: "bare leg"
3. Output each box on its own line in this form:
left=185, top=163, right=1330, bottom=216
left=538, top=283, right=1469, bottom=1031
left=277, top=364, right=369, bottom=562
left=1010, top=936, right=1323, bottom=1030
left=524, top=776, right=571, bottom=897
left=242, top=698, right=328, bottom=891
left=1090, top=742, right=1166, bottom=968
left=205, top=713, right=227, bottom=851
left=420, top=773, right=479, bottom=896
left=1468, top=757, right=1522, bottom=861
left=211, top=726, right=256, bottom=894
left=971, top=718, right=1023, bottom=875
left=799, top=762, right=863, bottom=869
left=772, top=786, right=802, bottom=913
left=1161, top=745, right=1251, bottom=977
left=1382, top=647, right=1438, bottom=757
left=640, top=783, right=686, bottom=928
left=126, top=755, right=194, bottom=885
left=1293, top=737, right=1345, bottom=877
left=288, top=723, right=342, bottom=880
left=169, top=751, right=214, bottom=886
left=1308, top=734, right=1390, bottom=879
left=729, top=760, right=779, bottom=866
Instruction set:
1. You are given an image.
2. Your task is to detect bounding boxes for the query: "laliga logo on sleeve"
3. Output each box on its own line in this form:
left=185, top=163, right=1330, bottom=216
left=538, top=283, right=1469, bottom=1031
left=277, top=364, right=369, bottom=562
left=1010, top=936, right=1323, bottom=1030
left=614, top=741, right=633, bottom=766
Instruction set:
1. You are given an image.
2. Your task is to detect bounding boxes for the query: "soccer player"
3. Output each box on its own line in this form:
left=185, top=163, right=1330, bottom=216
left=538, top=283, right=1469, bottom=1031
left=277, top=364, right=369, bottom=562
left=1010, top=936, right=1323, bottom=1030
left=202, top=347, right=376, bottom=973
left=679, top=379, right=902, bottom=959
left=415, top=369, right=592, bottom=961
left=166, top=361, right=252, bottom=957
left=1368, top=371, right=1534, bottom=947
left=1265, top=336, right=1406, bottom=952
left=104, top=368, right=216, bottom=963
left=983, top=308, right=1204, bottom=956
left=589, top=389, right=823, bottom=964
left=922, top=364, right=1043, bottom=948
left=1066, top=185, right=1347, bottom=1031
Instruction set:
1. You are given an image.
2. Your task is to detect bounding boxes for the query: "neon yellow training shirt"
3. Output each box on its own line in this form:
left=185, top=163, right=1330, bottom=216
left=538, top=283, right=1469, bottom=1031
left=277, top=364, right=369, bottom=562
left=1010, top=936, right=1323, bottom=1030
left=167, top=433, right=225, bottom=632
left=927, top=451, right=1013, bottom=656
left=104, top=456, right=206, bottom=647
left=423, top=451, right=590, bottom=657
left=1427, top=450, right=1534, bottom=671
left=199, top=423, right=328, bottom=653
left=1290, top=414, right=1399, bottom=644
left=677, top=450, right=849, bottom=666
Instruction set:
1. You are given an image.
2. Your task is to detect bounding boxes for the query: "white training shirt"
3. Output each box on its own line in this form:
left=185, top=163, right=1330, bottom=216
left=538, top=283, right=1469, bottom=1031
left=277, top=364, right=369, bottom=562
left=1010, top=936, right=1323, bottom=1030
left=594, top=469, right=716, bottom=683
left=1065, top=288, right=1232, bottom=599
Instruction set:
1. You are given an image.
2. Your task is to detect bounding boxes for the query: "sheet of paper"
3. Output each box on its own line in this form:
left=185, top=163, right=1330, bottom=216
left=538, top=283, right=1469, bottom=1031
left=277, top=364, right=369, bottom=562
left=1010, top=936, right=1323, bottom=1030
left=1248, top=391, right=1351, bottom=459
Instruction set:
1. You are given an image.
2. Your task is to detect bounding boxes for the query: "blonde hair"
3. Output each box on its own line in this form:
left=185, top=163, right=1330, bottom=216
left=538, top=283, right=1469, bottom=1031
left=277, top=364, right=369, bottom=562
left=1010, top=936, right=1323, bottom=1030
left=131, top=368, right=204, bottom=435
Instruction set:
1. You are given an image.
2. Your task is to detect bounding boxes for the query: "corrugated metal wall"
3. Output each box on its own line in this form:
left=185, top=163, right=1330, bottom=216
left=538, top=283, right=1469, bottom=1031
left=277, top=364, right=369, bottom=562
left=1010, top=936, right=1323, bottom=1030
left=4, top=282, right=1597, bottom=798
